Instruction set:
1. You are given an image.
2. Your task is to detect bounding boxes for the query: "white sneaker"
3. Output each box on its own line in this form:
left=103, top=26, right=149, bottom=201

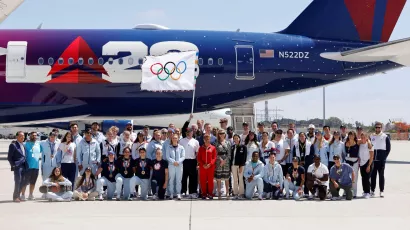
left=20, top=195, right=26, bottom=201
left=258, top=194, right=263, bottom=200
left=152, top=195, right=158, bottom=200
left=370, top=191, right=375, bottom=197
left=177, top=194, right=181, bottom=200
left=41, top=194, right=47, bottom=200
left=364, top=193, right=370, bottom=199
left=380, top=192, right=384, bottom=198
left=98, top=195, right=103, bottom=201
left=28, top=195, right=36, bottom=200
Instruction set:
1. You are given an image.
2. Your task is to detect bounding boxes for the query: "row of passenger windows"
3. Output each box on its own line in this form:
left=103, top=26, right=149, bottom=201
left=37, top=57, right=224, bottom=66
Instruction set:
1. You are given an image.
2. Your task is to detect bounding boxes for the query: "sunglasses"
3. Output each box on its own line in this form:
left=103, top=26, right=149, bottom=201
left=375, top=127, right=381, bottom=129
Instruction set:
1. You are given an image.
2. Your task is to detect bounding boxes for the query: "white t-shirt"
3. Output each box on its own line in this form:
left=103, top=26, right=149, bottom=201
left=307, top=163, right=329, bottom=186
left=359, top=142, right=373, bottom=165
left=273, top=139, right=289, bottom=165
left=58, top=142, right=76, bottom=164
left=179, top=137, right=199, bottom=159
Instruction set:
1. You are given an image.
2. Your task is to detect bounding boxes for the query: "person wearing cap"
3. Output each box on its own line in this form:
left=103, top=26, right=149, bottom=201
left=119, top=122, right=137, bottom=142
left=21, top=131, right=42, bottom=201
left=116, top=130, right=133, bottom=160
left=77, top=128, right=101, bottom=175
left=146, top=130, right=163, bottom=160
left=329, top=155, right=354, bottom=200
left=307, top=124, right=316, bottom=143
left=359, top=132, right=374, bottom=199
left=180, top=127, right=200, bottom=198
left=340, top=125, right=348, bottom=142
left=323, top=126, right=332, bottom=141
left=230, top=134, right=247, bottom=199
left=329, top=131, right=345, bottom=169
left=100, top=130, right=118, bottom=162
left=151, top=148, right=169, bottom=200
left=129, top=148, right=153, bottom=200
left=293, top=132, right=313, bottom=197
left=307, top=154, right=329, bottom=200
left=263, top=151, right=283, bottom=200
left=244, top=151, right=264, bottom=200
left=165, top=134, right=185, bottom=200
left=284, top=157, right=305, bottom=200
left=91, top=122, right=105, bottom=144
left=345, top=131, right=360, bottom=198
left=256, top=122, right=265, bottom=142
left=197, top=134, right=217, bottom=199
left=40, top=132, right=60, bottom=182
left=273, top=129, right=290, bottom=175
left=312, top=131, right=330, bottom=167
left=259, top=131, right=275, bottom=164
left=132, top=132, right=148, bottom=160
left=244, top=130, right=260, bottom=163
left=240, top=122, right=250, bottom=145
left=114, top=147, right=134, bottom=200
left=370, top=122, right=391, bottom=198
left=220, top=118, right=228, bottom=130
left=73, top=166, right=98, bottom=201
left=95, top=151, right=118, bottom=200
left=56, top=132, right=77, bottom=192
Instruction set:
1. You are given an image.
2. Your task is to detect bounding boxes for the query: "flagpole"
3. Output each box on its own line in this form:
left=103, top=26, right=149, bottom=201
left=191, top=83, right=196, bottom=114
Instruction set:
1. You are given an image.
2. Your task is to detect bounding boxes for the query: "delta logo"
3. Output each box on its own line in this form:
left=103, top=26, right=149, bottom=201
left=47, top=36, right=110, bottom=83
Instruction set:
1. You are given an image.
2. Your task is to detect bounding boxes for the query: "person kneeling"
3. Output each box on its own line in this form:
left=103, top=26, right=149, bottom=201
left=95, top=151, right=117, bottom=201
left=284, top=157, right=305, bottom=200
left=73, top=167, right=98, bottom=201
left=307, top=155, right=329, bottom=200
left=263, top=152, right=283, bottom=200
left=129, top=148, right=152, bottom=200
left=244, top=151, right=264, bottom=200
left=42, top=167, right=73, bottom=202
left=329, top=155, right=355, bottom=200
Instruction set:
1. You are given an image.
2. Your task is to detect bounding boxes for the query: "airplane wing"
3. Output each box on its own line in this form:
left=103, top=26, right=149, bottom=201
left=320, top=37, right=410, bottom=66
left=0, top=0, right=24, bottom=24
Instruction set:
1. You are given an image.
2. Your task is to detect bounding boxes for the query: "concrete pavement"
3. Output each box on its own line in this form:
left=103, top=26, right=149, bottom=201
left=0, top=140, right=409, bottom=230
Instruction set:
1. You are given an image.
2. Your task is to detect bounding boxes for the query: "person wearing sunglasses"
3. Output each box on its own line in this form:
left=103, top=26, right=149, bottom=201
left=329, top=155, right=354, bottom=200
left=370, top=122, right=391, bottom=198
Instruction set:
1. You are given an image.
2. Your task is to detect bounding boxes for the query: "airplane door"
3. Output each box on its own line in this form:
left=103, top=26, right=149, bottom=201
left=235, top=45, right=254, bottom=80
left=6, top=41, right=27, bottom=79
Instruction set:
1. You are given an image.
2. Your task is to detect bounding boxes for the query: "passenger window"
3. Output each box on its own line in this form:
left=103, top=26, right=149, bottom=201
left=38, top=57, right=44, bottom=65
left=88, top=58, right=94, bottom=65
left=218, top=58, right=223, bottom=66
left=68, top=58, right=74, bottom=65
left=98, top=58, right=104, bottom=65
left=128, top=57, right=134, bottom=65
left=78, top=57, right=84, bottom=65
left=58, top=58, right=64, bottom=65
left=138, top=58, right=144, bottom=65
left=208, top=58, right=213, bottom=65
left=108, top=58, right=114, bottom=65
left=48, top=58, right=54, bottom=65
left=118, top=58, right=123, bottom=65
left=198, top=58, right=203, bottom=66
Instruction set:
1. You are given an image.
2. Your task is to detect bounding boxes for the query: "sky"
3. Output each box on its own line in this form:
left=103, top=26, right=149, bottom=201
left=1, top=0, right=409, bottom=125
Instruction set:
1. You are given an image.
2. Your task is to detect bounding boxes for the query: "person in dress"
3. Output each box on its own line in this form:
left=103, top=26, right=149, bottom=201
left=214, top=129, right=231, bottom=199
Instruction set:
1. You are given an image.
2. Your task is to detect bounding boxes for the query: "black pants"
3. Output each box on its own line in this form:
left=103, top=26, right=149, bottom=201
left=151, top=179, right=166, bottom=200
left=13, top=165, right=25, bottom=200
left=371, top=161, right=386, bottom=192
left=307, top=180, right=327, bottom=200
left=328, top=161, right=335, bottom=170
left=263, top=182, right=281, bottom=200
left=360, top=160, right=372, bottom=194
left=181, top=159, right=198, bottom=194
left=61, top=163, right=76, bottom=191
left=282, top=164, right=289, bottom=178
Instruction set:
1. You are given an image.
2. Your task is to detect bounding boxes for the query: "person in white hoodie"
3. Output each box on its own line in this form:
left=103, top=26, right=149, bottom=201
left=42, top=167, right=73, bottom=202
left=263, top=151, right=283, bottom=200
left=244, top=151, right=264, bottom=200
left=116, top=131, right=133, bottom=160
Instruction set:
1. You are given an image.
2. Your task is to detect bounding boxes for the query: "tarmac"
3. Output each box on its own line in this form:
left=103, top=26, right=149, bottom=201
left=0, top=139, right=409, bottom=230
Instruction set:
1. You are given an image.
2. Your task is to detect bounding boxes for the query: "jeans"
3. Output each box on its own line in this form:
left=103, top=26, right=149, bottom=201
left=129, top=176, right=150, bottom=200
left=13, top=165, right=25, bottom=200
left=284, top=179, right=302, bottom=200
left=115, top=174, right=132, bottom=199
left=168, top=164, right=183, bottom=196
left=96, top=177, right=116, bottom=199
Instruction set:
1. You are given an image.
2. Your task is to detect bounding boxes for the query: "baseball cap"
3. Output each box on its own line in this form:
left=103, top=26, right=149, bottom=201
left=356, top=126, right=363, bottom=130
left=333, top=154, right=341, bottom=160
left=340, top=125, right=346, bottom=129
left=227, top=126, right=233, bottom=131
left=137, top=131, right=144, bottom=136
left=107, top=150, right=115, bottom=156
left=168, top=128, right=175, bottom=133
left=85, top=128, right=92, bottom=134
left=257, top=122, right=264, bottom=126
left=308, top=124, right=315, bottom=129
left=85, top=166, right=92, bottom=171
left=126, top=122, right=132, bottom=125
left=91, top=122, right=99, bottom=126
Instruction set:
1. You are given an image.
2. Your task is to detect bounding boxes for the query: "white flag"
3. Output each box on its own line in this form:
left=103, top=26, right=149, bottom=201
left=141, top=51, right=197, bottom=91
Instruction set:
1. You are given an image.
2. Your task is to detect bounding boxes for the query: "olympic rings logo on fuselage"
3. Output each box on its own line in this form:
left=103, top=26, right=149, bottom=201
left=150, top=61, right=187, bottom=81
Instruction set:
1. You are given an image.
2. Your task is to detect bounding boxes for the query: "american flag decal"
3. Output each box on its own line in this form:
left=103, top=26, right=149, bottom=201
left=259, top=49, right=274, bottom=58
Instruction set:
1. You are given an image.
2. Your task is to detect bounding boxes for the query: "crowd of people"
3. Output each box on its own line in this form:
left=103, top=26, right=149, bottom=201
left=7, top=116, right=391, bottom=203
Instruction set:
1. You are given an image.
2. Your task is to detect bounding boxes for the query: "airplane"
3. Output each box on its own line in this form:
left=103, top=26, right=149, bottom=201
left=0, top=0, right=409, bottom=127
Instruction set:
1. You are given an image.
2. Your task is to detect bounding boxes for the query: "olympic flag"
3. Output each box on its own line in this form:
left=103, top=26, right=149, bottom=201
left=141, top=51, right=197, bottom=91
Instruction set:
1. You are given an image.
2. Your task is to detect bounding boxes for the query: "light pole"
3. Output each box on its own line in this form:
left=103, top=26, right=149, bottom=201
left=323, top=87, right=326, bottom=126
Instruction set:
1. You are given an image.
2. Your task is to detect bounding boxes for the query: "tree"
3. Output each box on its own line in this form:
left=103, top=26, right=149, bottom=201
left=326, top=117, right=343, bottom=128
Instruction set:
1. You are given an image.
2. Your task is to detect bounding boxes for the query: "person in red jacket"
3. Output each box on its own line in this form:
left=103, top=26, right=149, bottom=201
left=197, top=134, right=217, bottom=199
